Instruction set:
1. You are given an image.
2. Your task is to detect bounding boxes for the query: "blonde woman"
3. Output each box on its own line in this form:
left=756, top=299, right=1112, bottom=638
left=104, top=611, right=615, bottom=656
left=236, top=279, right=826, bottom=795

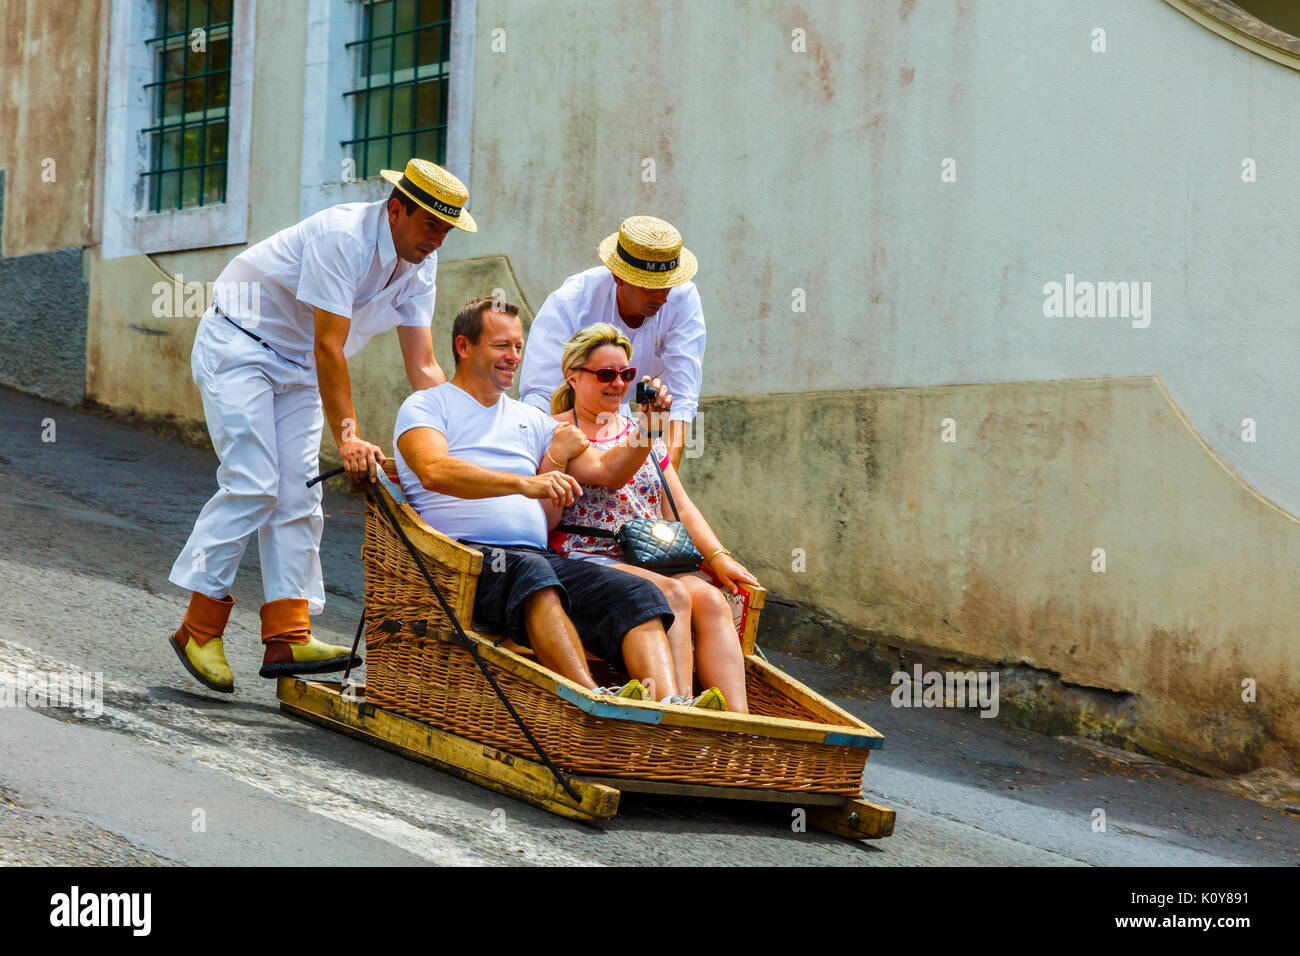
left=544, top=324, right=757, bottom=712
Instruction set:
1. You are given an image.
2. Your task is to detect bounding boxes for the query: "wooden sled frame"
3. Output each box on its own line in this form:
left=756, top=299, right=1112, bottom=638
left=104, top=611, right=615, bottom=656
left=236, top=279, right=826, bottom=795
left=279, top=677, right=894, bottom=839
left=277, top=466, right=895, bottom=842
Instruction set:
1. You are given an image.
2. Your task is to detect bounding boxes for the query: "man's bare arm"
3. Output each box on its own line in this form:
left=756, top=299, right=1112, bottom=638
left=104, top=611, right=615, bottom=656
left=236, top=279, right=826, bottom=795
left=398, top=427, right=580, bottom=508
left=664, top=420, right=688, bottom=470
left=314, top=306, right=384, bottom=481
left=396, top=325, right=447, bottom=391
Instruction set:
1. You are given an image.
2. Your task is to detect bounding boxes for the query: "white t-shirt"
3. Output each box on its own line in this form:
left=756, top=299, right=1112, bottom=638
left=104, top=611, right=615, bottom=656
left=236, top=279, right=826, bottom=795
left=212, top=200, right=436, bottom=363
left=517, top=266, right=706, bottom=423
left=393, top=383, right=558, bottom=548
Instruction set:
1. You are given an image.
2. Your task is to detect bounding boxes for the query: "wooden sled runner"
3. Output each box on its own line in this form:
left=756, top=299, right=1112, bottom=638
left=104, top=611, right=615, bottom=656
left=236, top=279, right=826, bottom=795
left=277, top=468, right=894, bottom=842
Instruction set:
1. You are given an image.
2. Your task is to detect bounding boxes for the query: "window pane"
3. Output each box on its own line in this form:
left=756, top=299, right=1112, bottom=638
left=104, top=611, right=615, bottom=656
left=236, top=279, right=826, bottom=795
left=163, top=46, right=185, bottom=84
left=366, top=88, right=391, bottom=138
left=371, top=0, right=395, bottom=39
left=415, top=79, right=442, bottom=128
left=165, top=0, right=185, bottom=38
left=185, top=74, right=205, bottom=115
left=391, top=83, right=412, bottom=133
left=206, top=120, right=228, bottom=162
left=395, top=0, right=416, bottom=33
left=209, top=35, right=231, bottom=70
left=182, top=125, right=203, bottom=165
left=414, top=127, right=435, bottom=161
left=207, top=72, right=228, bottom=111
left=369, top=37, right=391, bottom=79
left=163, top=78, right=183, bottom=121
left=185, top=43, right=206, bottom=78
left=161, top=129, right=182, bottom=170
left=203, top=164, right=226, bottom=205
left=419, top=0, right=447, bottom=27
left=362, top=147, right=385, bottom=181
left=182, top=168, right=201, bottom=208
left=159, top=170, right=180, bottom=210
left=394, top=30, right=414, bottom=74
left=210, top=0, right=231, bottom=24
left=417, top=23, right=445, bottom=74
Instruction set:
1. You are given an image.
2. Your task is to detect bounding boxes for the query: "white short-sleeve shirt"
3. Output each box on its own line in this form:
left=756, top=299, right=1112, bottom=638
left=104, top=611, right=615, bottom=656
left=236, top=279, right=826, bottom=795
left=517, top=267, right=706, bottom=423
left=212, top=200, right=436, bottom=363
left=393, top=383, right=559, bottom=549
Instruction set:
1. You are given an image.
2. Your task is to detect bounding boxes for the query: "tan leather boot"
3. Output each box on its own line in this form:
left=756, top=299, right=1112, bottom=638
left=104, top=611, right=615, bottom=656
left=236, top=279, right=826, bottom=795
left=258, top=597, right=360, bottom=678
left=170, top=593, right=236, bottom=693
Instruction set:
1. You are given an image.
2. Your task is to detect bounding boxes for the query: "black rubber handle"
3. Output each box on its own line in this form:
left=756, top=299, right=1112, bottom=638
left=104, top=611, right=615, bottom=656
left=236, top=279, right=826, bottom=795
left=306, top=466, right=345, bottom=488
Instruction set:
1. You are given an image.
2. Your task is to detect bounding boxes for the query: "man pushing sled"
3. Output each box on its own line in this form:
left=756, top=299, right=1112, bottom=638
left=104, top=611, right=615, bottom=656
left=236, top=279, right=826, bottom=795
left=167, top=159, right=474, bottom=693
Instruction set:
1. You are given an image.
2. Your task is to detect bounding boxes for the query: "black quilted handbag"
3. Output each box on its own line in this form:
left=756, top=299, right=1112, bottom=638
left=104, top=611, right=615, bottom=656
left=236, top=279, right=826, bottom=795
left=557, top=453, right=703, bottom=573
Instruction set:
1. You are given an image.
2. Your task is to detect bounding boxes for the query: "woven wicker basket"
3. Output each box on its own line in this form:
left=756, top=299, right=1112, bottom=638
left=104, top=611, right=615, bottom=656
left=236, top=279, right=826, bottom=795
left=360, top=478, right=876, bottom=794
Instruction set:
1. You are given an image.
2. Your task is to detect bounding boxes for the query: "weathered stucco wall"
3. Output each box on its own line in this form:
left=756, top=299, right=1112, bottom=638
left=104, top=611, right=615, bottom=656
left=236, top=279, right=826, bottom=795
left=686, top=376, right=1300, bottom=772
left=0, top=0, right=105, bottom=257
left=0, top=172, right=89, bottom=404
left=0, top=1, right=104, bottom=402
left=453, top=0, right=1300, bottom=519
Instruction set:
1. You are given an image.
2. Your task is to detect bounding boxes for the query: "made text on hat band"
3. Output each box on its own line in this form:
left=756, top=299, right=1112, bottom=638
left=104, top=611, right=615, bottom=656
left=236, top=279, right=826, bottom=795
left=615, top=242, right=680, bottom=273
left=398, top=174, right=462, bottom=218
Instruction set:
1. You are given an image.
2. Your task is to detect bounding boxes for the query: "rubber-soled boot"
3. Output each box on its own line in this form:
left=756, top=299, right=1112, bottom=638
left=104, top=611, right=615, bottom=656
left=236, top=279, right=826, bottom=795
left=258, top=597, right=360, bottom=678
left=169, top=593, right=236, bottom=693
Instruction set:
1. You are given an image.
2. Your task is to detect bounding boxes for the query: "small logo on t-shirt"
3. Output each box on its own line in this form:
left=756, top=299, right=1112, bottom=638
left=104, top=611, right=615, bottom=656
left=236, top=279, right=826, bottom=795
left=518, top=423, right=527, bottom=429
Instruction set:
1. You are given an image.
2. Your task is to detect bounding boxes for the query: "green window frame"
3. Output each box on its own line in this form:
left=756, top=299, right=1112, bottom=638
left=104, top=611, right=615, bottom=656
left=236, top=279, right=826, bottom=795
left=141, top=0, right=234, bottom=212
left=343, top=0, right=452, bottom=181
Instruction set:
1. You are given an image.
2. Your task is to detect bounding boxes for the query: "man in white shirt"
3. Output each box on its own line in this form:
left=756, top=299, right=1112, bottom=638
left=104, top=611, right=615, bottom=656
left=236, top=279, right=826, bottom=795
left=168, top=159, right=475, bottom=694
left=395, top=296, right=710, bottom=704
left=517, top=216, right=704, bottom=468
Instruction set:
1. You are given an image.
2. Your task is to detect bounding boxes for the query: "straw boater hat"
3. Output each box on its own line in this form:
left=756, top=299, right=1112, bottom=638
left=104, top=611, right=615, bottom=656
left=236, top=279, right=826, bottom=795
left=380, top=158, right=477, bottom=233
left=597, top=216, right=697, bottom=289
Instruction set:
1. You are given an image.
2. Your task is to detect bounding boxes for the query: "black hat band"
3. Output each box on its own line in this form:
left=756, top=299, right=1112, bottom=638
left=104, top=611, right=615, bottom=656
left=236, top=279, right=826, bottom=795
left=399, top=174, right=462, bottom=219
left=616, top=240, right=679, bottom=273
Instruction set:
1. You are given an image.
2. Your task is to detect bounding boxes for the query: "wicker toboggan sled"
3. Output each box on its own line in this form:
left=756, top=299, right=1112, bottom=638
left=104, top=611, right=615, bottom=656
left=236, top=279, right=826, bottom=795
left=276, top=465, right=893, bottom=840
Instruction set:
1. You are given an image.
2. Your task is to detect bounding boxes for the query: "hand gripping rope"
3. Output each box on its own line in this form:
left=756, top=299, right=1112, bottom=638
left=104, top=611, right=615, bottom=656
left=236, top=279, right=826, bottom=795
left=312, top=470, right=581, bottom=803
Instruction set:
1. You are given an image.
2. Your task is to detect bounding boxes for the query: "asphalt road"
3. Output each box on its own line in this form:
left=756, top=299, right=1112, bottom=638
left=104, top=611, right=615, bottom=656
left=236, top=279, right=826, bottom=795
left=0, top=386, right=1295, bottom=865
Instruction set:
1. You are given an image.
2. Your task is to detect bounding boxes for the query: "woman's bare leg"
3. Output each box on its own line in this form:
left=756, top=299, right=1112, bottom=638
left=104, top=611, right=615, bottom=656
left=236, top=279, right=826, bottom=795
left=677, top=575, right=749, bottom=713
left=606, top=562, right=694, bottom=696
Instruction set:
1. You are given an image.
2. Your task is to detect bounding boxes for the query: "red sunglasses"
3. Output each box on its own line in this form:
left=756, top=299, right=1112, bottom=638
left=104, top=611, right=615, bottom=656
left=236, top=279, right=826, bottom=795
left=577, top=366, right=638, bottom=384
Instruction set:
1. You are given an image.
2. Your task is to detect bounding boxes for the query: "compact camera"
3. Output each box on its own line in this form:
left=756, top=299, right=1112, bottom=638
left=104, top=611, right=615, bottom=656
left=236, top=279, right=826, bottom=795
left=635, top=381, right=660, bottom=406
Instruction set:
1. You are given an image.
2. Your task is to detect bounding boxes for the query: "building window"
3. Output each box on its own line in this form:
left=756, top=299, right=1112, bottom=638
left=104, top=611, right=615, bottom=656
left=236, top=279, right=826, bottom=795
left=141, top=0, right=234, bottom=212
left=102, top=0, right=255, bottom=258
left=343, top=0, right=452, bottom=180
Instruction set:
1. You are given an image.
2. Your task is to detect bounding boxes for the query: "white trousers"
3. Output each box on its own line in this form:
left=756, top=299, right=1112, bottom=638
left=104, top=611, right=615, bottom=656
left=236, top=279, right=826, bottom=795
left=169, top=312, right=327, bottom=614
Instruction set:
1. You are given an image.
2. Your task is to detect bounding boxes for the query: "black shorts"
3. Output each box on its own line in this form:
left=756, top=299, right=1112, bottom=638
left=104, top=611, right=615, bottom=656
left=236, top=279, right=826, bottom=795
left=460, top=541, right=673, bottom=670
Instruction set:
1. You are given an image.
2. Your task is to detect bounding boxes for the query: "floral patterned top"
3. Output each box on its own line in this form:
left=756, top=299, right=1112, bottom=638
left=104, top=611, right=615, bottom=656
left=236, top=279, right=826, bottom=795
left=549, top=417, right=671, bottom=559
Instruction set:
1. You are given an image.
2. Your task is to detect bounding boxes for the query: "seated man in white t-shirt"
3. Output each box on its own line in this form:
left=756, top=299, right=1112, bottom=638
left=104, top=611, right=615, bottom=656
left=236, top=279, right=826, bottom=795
left=393, top=296, right=722, bottom=706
